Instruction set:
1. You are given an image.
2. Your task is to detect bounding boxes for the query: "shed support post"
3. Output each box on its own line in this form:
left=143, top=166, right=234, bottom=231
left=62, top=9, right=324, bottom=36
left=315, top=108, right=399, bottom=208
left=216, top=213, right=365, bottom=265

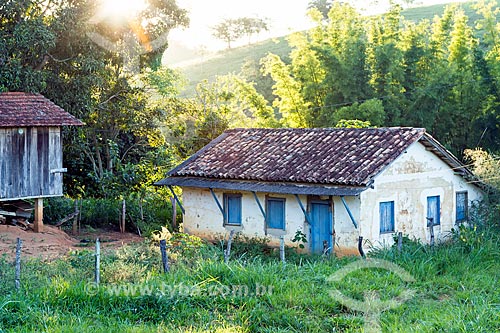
left=209, top=188, right=225, bottom=217
left=252, top=191, right=266, bottom=220
left=167, top=186, right=185, bottom=215
left=34, top=198, right=43, bottom=233
left=294, top=194, right=313, bottom=225
left=340, top=196, right=358, bottom=229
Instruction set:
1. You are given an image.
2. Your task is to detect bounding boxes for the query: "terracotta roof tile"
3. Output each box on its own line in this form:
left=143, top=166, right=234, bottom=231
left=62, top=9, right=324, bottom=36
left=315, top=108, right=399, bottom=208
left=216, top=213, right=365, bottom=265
left=0, top=92, right=84, bottom=127
left=168, top=127, right=426, bottom=187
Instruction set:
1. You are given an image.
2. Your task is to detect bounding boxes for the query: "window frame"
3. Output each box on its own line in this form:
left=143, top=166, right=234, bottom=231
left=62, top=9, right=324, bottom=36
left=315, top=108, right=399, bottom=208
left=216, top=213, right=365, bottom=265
left=379, top=201, right=395, bottom=234
left=456, top=191, right=468, bottom=223
left=223, top=193, right=242, bottom=226
left=266, top=197, right=286, bottom=230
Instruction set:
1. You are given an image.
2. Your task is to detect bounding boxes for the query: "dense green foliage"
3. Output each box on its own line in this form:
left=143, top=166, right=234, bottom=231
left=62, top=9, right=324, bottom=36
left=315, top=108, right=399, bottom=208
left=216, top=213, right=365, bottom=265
left=1, top=220, right=499, bottom=332
left=256, top=1, right=500, bottom=156
left=1, top=0, right=499, bottom=233
left=0, top=0, right=188, bottom=199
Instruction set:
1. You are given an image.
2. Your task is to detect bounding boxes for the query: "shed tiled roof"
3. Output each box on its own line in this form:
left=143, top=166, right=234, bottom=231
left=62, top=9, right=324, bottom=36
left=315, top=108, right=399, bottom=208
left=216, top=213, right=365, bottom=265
left=0, top=92, right=84, bottom=127
left=167, top=127, right=427, bottom=187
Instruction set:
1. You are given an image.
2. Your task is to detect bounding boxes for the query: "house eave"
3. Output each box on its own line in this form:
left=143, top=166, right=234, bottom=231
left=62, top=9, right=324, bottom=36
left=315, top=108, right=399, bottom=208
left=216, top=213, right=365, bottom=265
left=155, top=177, right=367, bottom=196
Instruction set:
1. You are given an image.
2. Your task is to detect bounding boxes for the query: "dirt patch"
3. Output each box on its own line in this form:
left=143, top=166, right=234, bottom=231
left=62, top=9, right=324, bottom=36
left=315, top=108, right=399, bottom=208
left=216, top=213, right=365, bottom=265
left=0, top=225, right=144, bottom=260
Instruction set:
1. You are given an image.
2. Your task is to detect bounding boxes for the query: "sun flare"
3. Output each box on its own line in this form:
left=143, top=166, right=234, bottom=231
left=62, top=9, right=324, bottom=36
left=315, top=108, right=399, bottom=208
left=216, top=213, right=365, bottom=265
left=97, top=0, right=148, bottom=21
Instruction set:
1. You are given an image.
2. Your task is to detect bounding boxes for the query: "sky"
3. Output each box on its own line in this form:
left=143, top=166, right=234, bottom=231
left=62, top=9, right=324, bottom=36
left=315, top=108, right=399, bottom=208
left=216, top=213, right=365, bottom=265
left=167, top=0, right=468, bottom=52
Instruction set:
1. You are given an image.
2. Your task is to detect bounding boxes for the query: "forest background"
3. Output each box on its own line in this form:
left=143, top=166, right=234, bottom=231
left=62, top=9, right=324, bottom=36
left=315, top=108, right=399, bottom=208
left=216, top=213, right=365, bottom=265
left=1, top=0, right=499, bottom=233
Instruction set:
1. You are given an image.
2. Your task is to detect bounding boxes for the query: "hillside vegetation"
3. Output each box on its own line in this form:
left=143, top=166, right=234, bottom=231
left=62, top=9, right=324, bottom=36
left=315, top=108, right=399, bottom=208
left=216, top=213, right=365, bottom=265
left=177, top=37, right=291, bottom=97
left=177, top=1, right=486, bottom=97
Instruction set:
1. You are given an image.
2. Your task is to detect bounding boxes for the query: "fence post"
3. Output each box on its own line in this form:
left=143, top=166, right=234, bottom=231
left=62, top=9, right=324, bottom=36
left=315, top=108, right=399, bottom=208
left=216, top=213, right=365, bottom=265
left=397, top=232, right=403, bottom=253
left=95, top=238, right=100, bottom=285
left=72, top=199, right=79, bottom=235
left=224, top=230, right=235, bottom=264
left=15, top=238, right=22, bottom=291
left=280, top=235, right=286, bottom=264
left=120, top=200, right=126, bottom=233
left=358, top=236, right=366, bottom=258
left=171, top=197, right=177, bottom=230
left=159, top=239, right=170, bottom=273
left=427, top=217, right=435, bottom=247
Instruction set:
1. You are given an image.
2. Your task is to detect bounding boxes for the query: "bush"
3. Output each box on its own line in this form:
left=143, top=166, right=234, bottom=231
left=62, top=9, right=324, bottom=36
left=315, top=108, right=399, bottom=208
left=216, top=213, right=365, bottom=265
left=44, top=192, right=175, bottom=236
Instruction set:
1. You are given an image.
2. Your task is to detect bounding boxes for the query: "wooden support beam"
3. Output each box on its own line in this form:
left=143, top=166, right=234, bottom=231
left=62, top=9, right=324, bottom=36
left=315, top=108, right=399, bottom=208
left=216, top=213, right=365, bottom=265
left=252, top=191, right=266, bottom=220
left=34, top=198, right=43, bottom=233
left=167, top=186, right=185, bottom=214
left=294, top=194, right=313, bottom=225
left=209, top=188, right=225, bottom=217
left=340, top=196, right=358, bottom=229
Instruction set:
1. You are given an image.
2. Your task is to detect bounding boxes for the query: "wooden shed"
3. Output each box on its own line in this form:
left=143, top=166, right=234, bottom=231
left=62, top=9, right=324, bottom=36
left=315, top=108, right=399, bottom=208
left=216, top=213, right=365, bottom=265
left=0, top=92, right=83, bottom=232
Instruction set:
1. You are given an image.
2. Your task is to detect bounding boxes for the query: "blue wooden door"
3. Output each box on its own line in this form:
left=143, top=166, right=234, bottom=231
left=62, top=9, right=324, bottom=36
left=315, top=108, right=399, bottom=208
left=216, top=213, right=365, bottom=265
left=310, top=201, right=332, bottom=253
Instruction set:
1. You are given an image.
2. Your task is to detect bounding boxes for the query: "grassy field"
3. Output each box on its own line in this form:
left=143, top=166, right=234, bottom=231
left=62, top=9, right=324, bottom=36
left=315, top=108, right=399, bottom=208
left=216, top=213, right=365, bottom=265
left=1, top=227, right=499, bottom=332
left=176, top=1, right=488, bottom=98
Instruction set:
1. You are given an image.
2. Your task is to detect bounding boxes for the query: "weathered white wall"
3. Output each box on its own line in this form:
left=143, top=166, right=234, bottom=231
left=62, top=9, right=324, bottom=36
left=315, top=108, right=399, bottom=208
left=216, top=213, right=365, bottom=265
left=359, top=142, right=483, bottom=248
left=332, top=196, right=361, bottom=254
left=182, top=188, right=309, bottom=247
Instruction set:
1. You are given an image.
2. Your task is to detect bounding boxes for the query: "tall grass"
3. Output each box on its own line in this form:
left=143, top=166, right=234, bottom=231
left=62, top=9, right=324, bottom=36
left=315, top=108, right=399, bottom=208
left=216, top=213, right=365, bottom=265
left=0, top=227, right=498, bottom=332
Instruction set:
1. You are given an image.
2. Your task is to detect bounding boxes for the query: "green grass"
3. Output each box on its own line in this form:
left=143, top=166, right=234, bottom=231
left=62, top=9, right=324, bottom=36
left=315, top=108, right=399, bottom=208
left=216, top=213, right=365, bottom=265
left=0, top=229, right=499, bottom=332
left=401, top=2, right=482, bottom=24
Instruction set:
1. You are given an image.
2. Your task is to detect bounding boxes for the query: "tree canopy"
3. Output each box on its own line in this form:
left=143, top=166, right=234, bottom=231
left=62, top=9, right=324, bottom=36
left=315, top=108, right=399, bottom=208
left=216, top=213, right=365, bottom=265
left=258, top=1, right=500, bottom=156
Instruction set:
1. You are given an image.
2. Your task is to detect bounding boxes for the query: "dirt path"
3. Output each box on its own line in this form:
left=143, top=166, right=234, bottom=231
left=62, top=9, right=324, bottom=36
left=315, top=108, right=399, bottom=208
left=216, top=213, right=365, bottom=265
left=0, top=225, right=144, bottom=260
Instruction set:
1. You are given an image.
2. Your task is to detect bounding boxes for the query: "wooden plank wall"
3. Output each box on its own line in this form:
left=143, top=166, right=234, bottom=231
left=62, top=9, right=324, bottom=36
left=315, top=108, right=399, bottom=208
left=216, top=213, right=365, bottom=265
left=0, top=127, right=63, bottom=200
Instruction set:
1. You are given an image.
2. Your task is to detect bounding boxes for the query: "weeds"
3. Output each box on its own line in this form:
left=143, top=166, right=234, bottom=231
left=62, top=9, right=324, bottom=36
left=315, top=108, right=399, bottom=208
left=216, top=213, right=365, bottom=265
left=0, top=230, right=498, bottom=332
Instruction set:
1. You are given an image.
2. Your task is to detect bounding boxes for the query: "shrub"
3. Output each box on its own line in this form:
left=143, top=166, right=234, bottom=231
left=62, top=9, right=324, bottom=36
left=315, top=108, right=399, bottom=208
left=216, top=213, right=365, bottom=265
left=44, top=193, right=175, bottom=236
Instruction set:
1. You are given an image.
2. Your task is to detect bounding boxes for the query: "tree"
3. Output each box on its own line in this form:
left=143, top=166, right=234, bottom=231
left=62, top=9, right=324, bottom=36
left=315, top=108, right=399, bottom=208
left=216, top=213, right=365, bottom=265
left=212, top=17, right=269, bottom=48
left=0, top=0, right=189, bottom=197
left=238, top=17, right=269, bottom=44
left=163, top=74, right=277, bottom=158
left=212, top=19, right=243, bottom=49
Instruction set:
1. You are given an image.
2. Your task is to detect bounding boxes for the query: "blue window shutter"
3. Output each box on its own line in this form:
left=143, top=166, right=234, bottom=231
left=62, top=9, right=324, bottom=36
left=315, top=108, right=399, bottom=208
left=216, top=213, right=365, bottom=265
left=427, top=196, right=440, bottom=226
left=224, top=194, right=242, bottom=225
left=267, top=198, right=285, bottom=229
left=379, top=201, right=395, bottom=233
left=456, top=192, right=468, bottom=222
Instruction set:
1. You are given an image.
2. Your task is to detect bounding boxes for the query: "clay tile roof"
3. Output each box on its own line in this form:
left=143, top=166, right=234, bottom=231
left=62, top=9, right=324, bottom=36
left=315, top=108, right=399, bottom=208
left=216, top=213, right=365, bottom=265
left=168, top=127, right=426, bottom=187
left=0, top=92, right=84, bottom=127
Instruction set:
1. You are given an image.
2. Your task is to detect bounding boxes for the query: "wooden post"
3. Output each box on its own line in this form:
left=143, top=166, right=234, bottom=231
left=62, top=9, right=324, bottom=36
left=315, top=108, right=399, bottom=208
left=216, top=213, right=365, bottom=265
left=171, top=197, right=177, bottom=230
left=358, top=236, right=366, bottom=258
left=427, top=217, right=435, bottom=247
left=429, top=224, right=435, bottom=247
left=15, top=238, right=22, bottom=291
left=159, top=239, right=170, bottom=273
left=224, top=230, right=235, bottom=264
left=72, top=199, right=79, bottom=235
left=95, top=238, right=100, bottom=285
left=332, top=230, right=336, bottom=255
left=33, top=198, right=43, bottom=233
left=397, top=232, right=403, bottom=253
left=120, top=200, right=126, bottom=233
left=280, top=235, right=286, bottom=264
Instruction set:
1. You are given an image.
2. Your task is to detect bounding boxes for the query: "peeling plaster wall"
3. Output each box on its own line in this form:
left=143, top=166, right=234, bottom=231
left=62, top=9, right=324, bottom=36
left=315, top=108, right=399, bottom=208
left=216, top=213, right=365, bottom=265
left=182, top=188, right=308, bottom=248
left=332, top=196, right=361, bottom=253
left=359, top=142, right=484, bottom=248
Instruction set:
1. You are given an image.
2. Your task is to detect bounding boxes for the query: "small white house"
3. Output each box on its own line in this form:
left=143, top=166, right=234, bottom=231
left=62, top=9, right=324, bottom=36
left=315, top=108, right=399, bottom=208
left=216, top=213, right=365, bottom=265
left=157, top=128, right=483, bottom=254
